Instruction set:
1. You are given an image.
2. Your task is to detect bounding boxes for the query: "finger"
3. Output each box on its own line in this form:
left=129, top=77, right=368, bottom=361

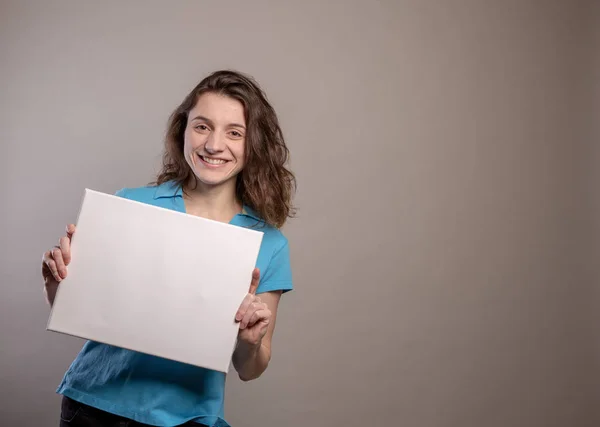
left=43, top=251, right=61, bottom=282
left=52, top=246, right=68, bottom=279
left=59, top=235, right=72, bottom=265
left=246, top=308, right=271, bottom=328
left=235, top=294, right=256, bottom=322
left=66, top=224, right=76, bottom=239
left=248, top=268, right=260, bottom=295
left=245, top=307, right=271, bottom=330
left=240, top=301, right=268, bottom=330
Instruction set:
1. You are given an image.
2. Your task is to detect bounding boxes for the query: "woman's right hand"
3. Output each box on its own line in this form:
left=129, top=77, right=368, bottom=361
left=42, top=224, right=76, bottom=306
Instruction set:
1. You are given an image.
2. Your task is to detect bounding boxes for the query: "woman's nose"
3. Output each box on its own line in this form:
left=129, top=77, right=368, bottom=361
left=204, top=132, right=225, bottom=153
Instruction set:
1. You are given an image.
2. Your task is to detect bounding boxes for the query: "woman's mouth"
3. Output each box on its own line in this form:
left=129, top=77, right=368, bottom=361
left=197, top=154, right=228, bottom=167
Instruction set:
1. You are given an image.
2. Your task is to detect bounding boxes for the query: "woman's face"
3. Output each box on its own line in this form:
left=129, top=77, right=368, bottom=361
left=183, top=92, right=247, bottom=189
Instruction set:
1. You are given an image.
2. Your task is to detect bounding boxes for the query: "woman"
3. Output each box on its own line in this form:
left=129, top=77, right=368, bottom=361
left=41, top=70, right=296, bottom=427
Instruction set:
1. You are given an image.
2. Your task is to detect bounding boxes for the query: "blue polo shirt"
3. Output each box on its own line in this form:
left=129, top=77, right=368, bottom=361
left=56, top=181, right=293, bottom=427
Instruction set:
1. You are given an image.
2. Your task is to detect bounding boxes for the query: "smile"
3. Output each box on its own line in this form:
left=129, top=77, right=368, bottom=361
left=197, top=154, right=229, bottom=166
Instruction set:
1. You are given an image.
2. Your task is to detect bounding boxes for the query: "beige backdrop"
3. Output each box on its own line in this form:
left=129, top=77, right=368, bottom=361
left=1, top=1, right=598, bottom=426
left=590, top=0, right=600, bottom=416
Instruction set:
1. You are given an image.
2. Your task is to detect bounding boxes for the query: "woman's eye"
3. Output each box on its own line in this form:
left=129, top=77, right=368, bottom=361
left=230, top=131, right=242, bottom=137
left=195, top=124, right=209, bottom=131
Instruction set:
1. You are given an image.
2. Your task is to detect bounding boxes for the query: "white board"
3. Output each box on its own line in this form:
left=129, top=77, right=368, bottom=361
left=47, top=189, right=263, bottom=373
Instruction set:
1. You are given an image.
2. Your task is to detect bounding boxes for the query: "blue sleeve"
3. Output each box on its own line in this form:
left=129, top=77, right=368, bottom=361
left=257, top=239, right=293, bottom=294
left=114, top=188, right=129, bottom=198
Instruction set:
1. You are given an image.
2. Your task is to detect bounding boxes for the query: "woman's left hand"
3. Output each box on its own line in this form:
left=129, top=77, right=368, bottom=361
left=235, top=268, right=272, bottom=346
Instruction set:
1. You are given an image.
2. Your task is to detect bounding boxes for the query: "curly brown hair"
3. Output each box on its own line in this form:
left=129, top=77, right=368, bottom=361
left=154, top=70, right=296, bottom=228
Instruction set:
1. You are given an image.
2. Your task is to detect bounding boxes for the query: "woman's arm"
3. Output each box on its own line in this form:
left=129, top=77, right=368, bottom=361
left=232, top=288, right=282, bottom=381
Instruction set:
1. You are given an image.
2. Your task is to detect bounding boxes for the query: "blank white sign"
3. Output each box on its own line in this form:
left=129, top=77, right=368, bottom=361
left=47, top=189, right=263, bottom=373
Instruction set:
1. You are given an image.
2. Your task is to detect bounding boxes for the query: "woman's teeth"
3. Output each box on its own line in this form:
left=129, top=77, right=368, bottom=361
left=201, top=156, right=226, bottom=165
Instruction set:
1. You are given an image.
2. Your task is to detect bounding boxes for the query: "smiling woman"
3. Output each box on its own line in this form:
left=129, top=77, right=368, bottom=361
left=41, top=70, right=296, bottom=427
left=157, top=71, right=296, bottom=228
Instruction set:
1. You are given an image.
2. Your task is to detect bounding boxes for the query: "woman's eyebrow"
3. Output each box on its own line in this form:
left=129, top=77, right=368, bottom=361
left=190, top=115, right=213, bottom=125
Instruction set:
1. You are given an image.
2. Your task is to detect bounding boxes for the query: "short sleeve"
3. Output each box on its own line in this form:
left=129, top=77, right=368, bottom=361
left=257, top=239, right=293, bottom=294
left=114, top=188, right=129, bottom=198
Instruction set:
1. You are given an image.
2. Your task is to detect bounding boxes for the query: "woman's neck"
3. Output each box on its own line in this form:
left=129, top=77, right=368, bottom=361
left=182, top=178, right=242, bottom=223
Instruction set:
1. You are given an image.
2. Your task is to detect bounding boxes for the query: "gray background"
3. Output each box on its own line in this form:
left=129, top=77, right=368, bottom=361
left=1, top=1, right=599, bottom=426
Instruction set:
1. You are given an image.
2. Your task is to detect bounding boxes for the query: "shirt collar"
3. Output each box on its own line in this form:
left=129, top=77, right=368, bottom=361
left=240, top=205, right=261, bottom=222
left=153, top=181, right=262, bottom=222
left=153, top=181, right=183, bottom=199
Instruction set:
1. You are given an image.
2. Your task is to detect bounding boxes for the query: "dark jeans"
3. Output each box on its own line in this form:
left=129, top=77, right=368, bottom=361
left=60, top=396, right=203, bottom=427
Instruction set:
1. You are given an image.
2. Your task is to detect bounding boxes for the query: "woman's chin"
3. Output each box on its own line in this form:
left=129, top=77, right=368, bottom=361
left=192, top=171, right=237, bottom=188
